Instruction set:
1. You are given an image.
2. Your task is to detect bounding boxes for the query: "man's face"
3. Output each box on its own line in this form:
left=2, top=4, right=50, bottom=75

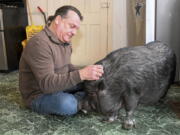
left=55, top=10, right=81, bottom=43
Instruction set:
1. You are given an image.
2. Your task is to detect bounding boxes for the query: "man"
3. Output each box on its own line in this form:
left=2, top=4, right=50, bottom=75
left=19, top=5, right=104, bottom=115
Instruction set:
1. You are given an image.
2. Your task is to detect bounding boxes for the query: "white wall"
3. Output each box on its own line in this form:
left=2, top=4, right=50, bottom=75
left=146, top=0, right=155, bottom=43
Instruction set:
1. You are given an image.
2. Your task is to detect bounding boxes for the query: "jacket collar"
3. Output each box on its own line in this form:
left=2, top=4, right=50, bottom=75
left=44, top=26, right=70, bottom=46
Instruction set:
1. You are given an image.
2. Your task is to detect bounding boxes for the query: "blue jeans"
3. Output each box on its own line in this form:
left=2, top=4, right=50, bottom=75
left=31, top=84, right=85, bottom=116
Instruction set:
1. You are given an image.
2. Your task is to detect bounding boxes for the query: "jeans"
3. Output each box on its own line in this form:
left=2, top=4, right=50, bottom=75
left=31, top=83, right=85, bottom=116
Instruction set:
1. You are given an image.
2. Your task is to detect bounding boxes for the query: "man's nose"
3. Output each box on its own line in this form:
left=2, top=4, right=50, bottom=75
left=72, top=29, right=77, bottom=35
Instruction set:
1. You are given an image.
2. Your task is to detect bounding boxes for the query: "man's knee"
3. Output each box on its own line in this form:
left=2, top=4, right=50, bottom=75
left=57, top=93, right=78, bottom=115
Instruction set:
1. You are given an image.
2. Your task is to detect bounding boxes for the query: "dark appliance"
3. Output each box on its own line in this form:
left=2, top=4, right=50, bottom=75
left=146, top=0, right=180, bottom=82
left=0, top=1, right=28, bottom=71
left=155, top=0, right=180, bottom=82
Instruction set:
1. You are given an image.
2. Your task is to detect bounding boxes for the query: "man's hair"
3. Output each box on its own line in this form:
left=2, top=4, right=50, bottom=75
left=47, top=5, right=83, bottom=24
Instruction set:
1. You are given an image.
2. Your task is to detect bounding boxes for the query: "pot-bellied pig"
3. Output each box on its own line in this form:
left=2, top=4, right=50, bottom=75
left=79, top=41, right=176, bottom=129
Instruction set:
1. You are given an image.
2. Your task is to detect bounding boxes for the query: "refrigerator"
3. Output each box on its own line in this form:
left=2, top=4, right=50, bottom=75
left=146, top=0, right=180, bottom=81
left=0, top=5, right=28, bottom=71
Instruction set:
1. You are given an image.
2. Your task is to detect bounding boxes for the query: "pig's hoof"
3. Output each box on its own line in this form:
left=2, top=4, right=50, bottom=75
left=122, top=119, right=136, bottom=130
left=81, top=109, right=88, bottom=114
left=108, top=115, right=118, bottom=122
left=101, top=115, right=117, bottom=123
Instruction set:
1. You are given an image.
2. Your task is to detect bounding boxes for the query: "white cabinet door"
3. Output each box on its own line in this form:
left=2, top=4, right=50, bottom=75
left=27, top=0, right=48, bottom=25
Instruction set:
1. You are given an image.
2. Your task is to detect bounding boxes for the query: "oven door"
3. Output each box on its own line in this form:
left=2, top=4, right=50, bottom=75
left=0, top=9, right=8, bottom=70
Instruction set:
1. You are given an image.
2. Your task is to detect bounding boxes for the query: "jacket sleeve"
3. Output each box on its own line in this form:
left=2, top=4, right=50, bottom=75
left=23, top=39, right=82, bottom=93
left=68, top=64, right=81, bottom=71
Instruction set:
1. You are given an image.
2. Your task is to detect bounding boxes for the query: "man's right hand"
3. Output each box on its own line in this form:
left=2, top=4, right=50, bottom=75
left=79, top=65, right=104, bottom=81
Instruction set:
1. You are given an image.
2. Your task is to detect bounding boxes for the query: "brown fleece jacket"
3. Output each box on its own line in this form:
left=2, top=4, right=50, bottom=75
left=19, top=26, right=82, bottom=107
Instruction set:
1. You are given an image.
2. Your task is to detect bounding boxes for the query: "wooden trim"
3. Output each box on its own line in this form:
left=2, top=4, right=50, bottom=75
left=107, top=0, right=113, bottom=53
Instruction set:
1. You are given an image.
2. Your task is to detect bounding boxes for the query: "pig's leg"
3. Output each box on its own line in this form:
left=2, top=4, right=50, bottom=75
left=122, top=94, right=139, bottom=129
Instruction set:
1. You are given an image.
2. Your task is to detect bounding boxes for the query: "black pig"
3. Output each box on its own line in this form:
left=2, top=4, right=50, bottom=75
left=79, top=41, right=176, bottom=129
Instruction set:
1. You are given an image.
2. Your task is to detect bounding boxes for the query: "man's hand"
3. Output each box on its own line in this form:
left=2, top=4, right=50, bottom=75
left=79, top=65, right=104, bottom=80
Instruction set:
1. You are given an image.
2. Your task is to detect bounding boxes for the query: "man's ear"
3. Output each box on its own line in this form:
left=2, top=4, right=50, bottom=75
left=55, top=15, right=61, bottom=24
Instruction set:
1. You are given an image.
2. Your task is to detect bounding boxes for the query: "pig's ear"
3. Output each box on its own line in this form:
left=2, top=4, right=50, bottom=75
left=98, top=80, right=105, bottom=90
